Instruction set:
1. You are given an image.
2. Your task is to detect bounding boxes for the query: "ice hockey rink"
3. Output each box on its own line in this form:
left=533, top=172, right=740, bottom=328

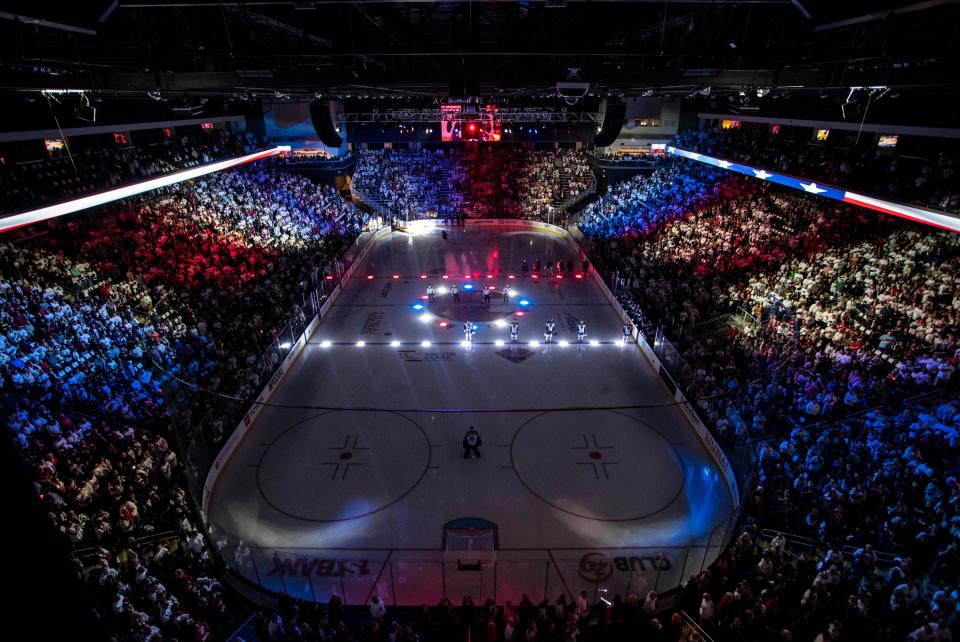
left=207, top=223, right=736, bottom=606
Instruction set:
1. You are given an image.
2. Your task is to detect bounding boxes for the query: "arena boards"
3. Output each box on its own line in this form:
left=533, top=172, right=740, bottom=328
left=206, top=221, right=737, bottom=606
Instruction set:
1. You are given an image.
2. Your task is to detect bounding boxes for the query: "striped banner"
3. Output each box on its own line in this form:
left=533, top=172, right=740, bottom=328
left=0, top=145, right=291, bottom=234
left=666, top=146, right=960, bottom=233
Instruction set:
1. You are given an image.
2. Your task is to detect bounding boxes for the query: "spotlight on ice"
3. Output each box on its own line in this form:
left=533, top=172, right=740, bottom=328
left=559, top=340, right=569, bottom=347
left=529, top=340, right=539, bottom=347
left=437, top=286, right=448, bottom=295
left=460, top=340, right=470, bottom=347
left=421, top=340, right=431, bottom=347
left=406, top=219, right=436, bottom=236
left=390, top=340, right=401, bottom=347
left=419, top=313, right=431, bottom=323
left=356, top=340, right=365, bottom=347
left=590, top=340, right=600, bottom=346
left=279, top=342, right=292, bottom=349
left=494, top=319, right=507, bottom=328
left=320, top=340, right=332, bottom=348
left=495, top=339, right=505, bottom=346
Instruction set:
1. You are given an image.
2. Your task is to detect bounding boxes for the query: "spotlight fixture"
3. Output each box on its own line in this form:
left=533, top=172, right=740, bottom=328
left=841, top=100, right=861, bottom=119
left=73, top=93, right=97, bottom=122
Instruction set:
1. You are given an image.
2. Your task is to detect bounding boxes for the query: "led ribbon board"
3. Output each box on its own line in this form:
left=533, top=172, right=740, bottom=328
left=0, top=146, right=291, bottom=234
left=666, top=146, right=960, bottom=233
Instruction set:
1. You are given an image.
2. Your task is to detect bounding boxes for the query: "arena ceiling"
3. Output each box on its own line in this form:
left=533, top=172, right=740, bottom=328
left=1, top=0, right=958, bottom=100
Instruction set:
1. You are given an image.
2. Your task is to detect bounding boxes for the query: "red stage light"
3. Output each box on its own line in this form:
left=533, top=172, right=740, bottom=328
left=439, top=321, right=448, bottom=327
left=508, top=275, right=515, bottom=279
left=515, top=311, right=525, bottom=317
left=575, top=274, right=583, bottom=279
left=393, top=274, right=400, bottom=279
left=486, top=274, right=493, bottom=279
left=532, top=274, right=539, bottom=279
left=420, top=275, right=427, bottom=279
left=442, top=275, right=449, bottom=280
left=420, top=295, right=428, bottom=300
left=367, top=275, right=375, bottom=280
left=325, top=276, right=334, bottom=280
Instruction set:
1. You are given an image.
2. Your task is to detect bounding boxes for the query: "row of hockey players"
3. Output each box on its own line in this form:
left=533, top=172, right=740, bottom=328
left=463, top=320, right=634, bottom=343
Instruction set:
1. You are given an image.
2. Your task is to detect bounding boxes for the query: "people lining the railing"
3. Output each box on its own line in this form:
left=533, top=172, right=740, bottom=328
left=351, top=147, right=593, bottom=221
left=0, top=129, right=268, bottom=215
left=673, top=128, right=960, bottom=214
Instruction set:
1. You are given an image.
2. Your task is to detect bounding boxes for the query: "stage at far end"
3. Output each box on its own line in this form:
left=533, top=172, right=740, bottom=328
left=207, top=223, right=736, bottom=606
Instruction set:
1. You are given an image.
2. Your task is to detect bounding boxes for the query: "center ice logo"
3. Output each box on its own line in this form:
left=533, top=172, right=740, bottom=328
left=495, top=348, right=535, bottom=363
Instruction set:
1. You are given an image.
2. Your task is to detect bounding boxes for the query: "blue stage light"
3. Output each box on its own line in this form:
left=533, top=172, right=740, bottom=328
left=519, top=299, right=530, bottom=306
left=413, top=303, right=424, bottom=310
left=463, top=283, right=474, bottom=290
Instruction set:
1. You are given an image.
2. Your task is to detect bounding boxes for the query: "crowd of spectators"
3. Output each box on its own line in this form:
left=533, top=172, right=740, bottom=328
left=577, top=150, right=960, bottom=641
left=673, top=128, right=960, bottom=214
left=1, top=163, right=363, bottom=422
left=7, top=398, right=235, bottom=641
left=2, top=158, right=366, bottom=640
left=581, top=157, right=958, bottom=437
left=351, top=148, right=453, bottom=219
left=239, top=589, right=611, bottom=642
left=0, top=129, right=267, bottom=215
left=579, top=160, right=729, bottom=239
left=351, top=146, right=593, bottom=221
left=4, top=130, right=960, bottom=640
left=667, top=400, right=960, bottom=642
left=452, top=146, right=593, bottom=219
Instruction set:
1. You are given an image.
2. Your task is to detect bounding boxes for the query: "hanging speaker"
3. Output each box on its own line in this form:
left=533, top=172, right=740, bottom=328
left=310, top=100, right=343, bottom=147
left=593, top=102, right=626, bottom=147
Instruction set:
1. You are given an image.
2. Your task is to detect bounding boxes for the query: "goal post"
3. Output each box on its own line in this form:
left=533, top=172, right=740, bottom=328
left=442, top=518, right=498, bottom=569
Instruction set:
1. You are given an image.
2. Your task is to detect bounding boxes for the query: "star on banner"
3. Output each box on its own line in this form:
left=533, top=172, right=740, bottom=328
left=800, top=182, right=827, bottom=194
left=718, top=160, right=732, bottom=169
left=753, top=169, right=773, bottom=180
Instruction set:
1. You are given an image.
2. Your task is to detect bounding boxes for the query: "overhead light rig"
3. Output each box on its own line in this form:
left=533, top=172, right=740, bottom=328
left=341, top=108, right=601, bottom=124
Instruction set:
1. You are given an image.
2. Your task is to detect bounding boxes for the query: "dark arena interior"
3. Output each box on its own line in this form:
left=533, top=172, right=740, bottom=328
left=2, top=1, right=960, bottom=640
